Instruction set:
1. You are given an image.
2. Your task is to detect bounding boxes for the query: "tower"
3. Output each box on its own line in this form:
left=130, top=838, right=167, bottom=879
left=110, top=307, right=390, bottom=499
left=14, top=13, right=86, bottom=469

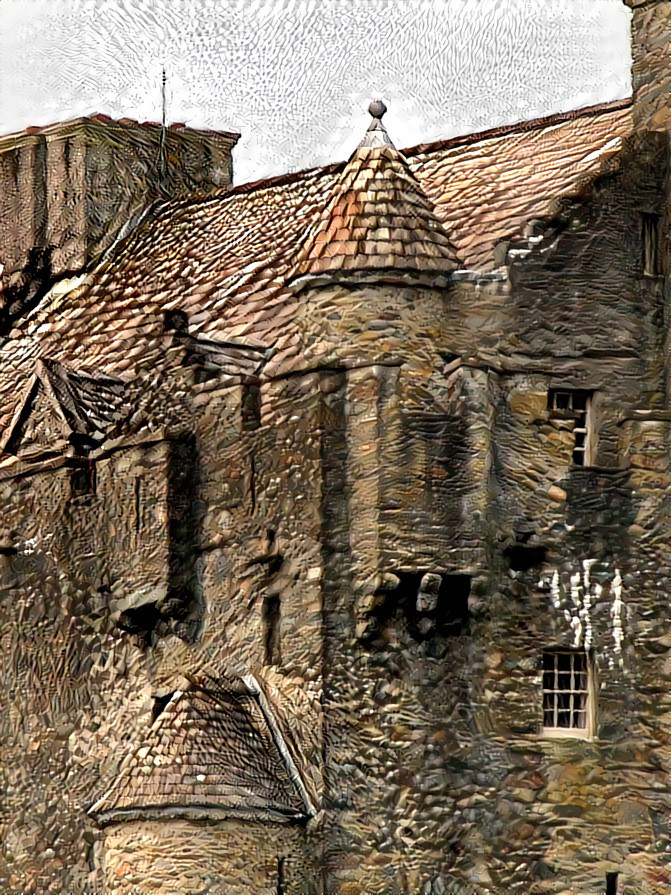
left=625, top=0, right=671, bottom=130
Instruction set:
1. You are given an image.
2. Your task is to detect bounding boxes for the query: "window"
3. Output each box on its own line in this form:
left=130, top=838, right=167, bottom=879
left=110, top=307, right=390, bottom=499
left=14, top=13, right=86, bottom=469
left=606, top=872, right=619, bottom=895
left=70, top=460, right=96, bottom=497
left=548, top=389, right=594, bottom=466
left=241, top=381, right=261, bottom=431
left=276, top=856, right=286, bottom=895
left=263, top=593, right=281, bottom=665
left=134, top=477, right=143, bottom=535
left=542, top=650, right=593, bottom=737
left=641, top=212, right=661, bottom=277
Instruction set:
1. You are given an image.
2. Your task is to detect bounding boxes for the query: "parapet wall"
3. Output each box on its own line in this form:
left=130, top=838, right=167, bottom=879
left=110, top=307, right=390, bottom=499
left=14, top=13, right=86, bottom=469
left=0, top=116, right=238, bottom=323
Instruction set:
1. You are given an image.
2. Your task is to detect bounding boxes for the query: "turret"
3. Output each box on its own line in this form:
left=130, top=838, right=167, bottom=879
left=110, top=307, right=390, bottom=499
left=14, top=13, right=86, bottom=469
left=625, top=0, right=671, bottom=131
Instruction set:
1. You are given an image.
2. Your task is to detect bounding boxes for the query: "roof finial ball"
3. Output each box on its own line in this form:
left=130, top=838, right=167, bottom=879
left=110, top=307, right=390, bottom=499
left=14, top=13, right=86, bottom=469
left=369, top=99, right=387, bottom=119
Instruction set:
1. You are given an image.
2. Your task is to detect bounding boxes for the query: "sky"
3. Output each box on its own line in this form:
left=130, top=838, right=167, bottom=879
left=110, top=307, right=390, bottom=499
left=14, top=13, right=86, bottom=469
left=0, top=0, right=631, bottom=185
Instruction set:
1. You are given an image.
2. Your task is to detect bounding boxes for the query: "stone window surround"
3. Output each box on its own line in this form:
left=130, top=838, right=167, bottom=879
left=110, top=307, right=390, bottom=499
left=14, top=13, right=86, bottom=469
left=548, top=388, right=595, bottom=467
left=541, top=648, right=595, bottom=740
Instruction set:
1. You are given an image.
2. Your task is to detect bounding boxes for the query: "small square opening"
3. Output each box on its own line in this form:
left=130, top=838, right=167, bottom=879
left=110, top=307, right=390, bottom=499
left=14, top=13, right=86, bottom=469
left=70, top=461, right=96, bottom=498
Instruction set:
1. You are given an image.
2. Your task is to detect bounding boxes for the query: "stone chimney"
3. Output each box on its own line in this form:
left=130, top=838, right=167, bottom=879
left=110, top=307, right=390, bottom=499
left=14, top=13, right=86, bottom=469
left=0, top=116, right=239, bottom=329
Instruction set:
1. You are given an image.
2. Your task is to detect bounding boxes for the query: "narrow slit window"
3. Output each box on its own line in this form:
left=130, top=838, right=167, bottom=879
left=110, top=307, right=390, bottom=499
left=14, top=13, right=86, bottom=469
left=263, top=593, right=281, bottom=666
left=548, top=389, right=594, bottom=466
left=276, top=856, right=286, bottom=895
left=642, top=212, right=661, bottom=277
left=606, top=872, right=619, bottom=895
left=241, top=381, right=261, bottom=431
left=542, top=649, right=593, bottom=736
left=134, top=477, right=143, bottom=534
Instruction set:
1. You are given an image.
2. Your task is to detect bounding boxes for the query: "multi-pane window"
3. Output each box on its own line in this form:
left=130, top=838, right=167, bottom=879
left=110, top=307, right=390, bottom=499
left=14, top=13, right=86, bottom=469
left=542, top=650, right=591, bottom=735
left=548, top=389, right=593, bottom=466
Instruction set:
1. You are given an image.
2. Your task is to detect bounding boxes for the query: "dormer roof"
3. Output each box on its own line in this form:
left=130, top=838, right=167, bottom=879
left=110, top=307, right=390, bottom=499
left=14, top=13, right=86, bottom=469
left=0, top=358, right=126, bottom=455
left=289, top=101, right=459, bottom=286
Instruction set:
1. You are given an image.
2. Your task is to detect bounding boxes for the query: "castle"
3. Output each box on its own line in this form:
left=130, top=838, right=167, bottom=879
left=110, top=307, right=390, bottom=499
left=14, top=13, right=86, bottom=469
left=1, top=2, right=671, bottom=892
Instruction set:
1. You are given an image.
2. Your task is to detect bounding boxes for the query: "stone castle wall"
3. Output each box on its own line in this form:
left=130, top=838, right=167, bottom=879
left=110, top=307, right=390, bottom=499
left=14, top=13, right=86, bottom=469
left=626, top=0, right=671, bottom=132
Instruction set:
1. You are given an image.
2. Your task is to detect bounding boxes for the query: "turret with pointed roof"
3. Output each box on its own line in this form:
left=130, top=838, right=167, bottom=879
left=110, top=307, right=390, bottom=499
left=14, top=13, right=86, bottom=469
left=288, top=101, right=459, bottom=288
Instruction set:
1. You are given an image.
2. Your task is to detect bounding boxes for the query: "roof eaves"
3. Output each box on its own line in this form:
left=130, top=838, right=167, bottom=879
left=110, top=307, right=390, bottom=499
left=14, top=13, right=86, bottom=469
left=91, top=803, right=306, bottom=828
left=243, top=674, right=318, bottom=818
left=288, top=267, right=454, bottom=294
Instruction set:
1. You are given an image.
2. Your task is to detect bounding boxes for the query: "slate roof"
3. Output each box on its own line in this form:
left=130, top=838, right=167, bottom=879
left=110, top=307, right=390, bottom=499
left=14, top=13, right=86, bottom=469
left=406, top=99, right=632, bottom=271
left=0, top=99, right=633, bottom=443
left=89, top=676, right=316, bottom=825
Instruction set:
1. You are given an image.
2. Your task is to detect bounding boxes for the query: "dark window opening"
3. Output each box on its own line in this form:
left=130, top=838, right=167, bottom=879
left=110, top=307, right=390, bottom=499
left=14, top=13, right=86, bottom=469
left=642, top=212, right=661, bottom=277
left=118, top=602, right=169, bottom=647
left=276, top=856, right=286, bottom=895
left=548, top=388, right=594, bottom=466
left=163, top=308, right=189, bottom=334
left=70, top=460, right=96, bottom=498
left=363, top=572, right=471, bottom=645
left=433, top=574, right=471, bottom=636
left=263, top=593, right=281, bottom=666
left=542, top=649, right=592, bottom=735
left=242, top=381, right=261, bottom=431
left=249, top=453, right=256, bottom=513
left=152, top=692, right=174, bottom=723
left=606, top=872, right=618, bottom=895
left=85, top=840, right=96, bottom=873
left=134, top=477, right=143, bottom=534
left=166, top=434, right=203, bottom=642
left=505, top=544, right=547, bottom=571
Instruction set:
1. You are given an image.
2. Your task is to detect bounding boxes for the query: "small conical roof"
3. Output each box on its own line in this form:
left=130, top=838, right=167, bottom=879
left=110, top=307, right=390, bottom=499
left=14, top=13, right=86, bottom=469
left=290, top=101, right=459, bottom=283
left=88, top=678, right=315, bottom=824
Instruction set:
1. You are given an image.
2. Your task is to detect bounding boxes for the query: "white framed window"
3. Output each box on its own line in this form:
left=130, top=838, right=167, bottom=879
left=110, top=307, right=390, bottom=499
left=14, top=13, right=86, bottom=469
left=548, top=389, right=594, bottom=466
left=542, top=649, right=594, bottom=738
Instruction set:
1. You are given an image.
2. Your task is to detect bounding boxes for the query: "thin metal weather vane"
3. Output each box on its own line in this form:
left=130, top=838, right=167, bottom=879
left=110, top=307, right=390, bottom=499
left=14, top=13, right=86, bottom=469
left=159, top=66, right=168, bottom=188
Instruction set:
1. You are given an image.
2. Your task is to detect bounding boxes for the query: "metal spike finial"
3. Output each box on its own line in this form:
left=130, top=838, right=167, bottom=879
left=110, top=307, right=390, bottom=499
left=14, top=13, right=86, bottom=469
left=368, top=99, right=387, bottom=120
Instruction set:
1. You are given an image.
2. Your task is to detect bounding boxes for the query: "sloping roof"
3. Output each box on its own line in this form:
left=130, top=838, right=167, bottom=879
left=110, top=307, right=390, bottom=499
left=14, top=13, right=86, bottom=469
left=0, top=358, right=126, bottom=454
left=89, top=676, right=316, bottom=825
left=0, top=99, right=633, bottom=441
left=405, top=99, right=632, bottom=271
left=290, top=109, right=458, bottom=283
left=0, top=332, right=270, bottom=460
left=176, top=332, right=270, bottom=379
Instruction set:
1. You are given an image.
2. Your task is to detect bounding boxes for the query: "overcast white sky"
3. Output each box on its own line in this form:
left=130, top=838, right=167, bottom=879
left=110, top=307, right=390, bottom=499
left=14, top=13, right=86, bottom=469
left=0, top=0, right=631, bottom=184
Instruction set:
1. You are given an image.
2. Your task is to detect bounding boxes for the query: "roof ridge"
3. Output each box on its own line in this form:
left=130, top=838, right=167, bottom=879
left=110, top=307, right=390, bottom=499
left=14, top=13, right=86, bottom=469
left=221, top=98, right=632, bottom=200
left=403, top=97, right=632, bottom=158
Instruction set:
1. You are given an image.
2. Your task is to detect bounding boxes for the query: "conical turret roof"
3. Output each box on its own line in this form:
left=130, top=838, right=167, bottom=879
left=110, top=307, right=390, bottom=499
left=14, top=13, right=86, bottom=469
left=290, top=101, right=459, bottom=284
left=88, top=677, right=316, bottom=824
